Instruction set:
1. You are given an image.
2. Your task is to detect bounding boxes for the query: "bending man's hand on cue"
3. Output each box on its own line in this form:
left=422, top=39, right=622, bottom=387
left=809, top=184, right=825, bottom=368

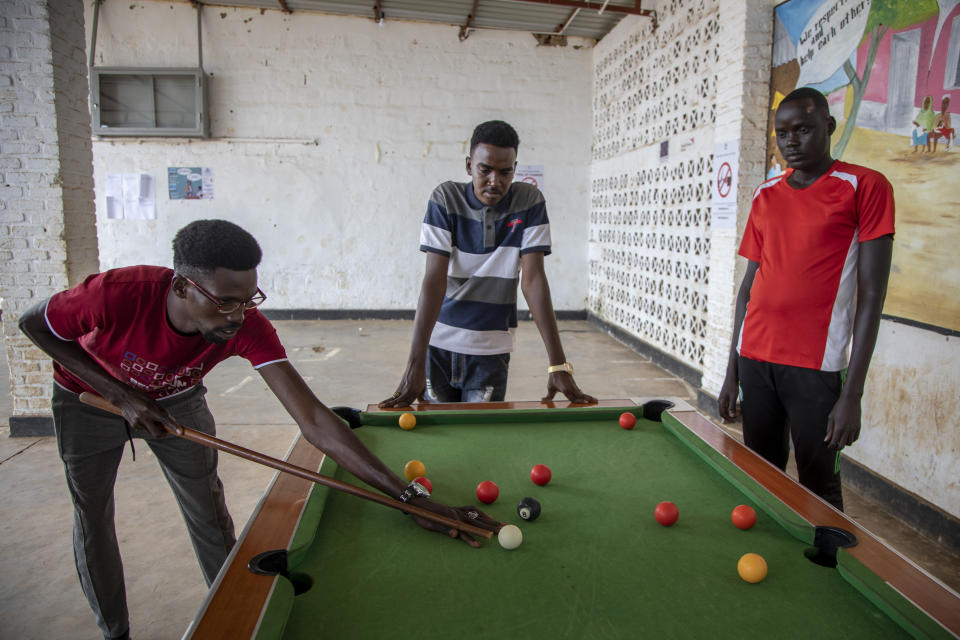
left=112, top=390, right=182, bottom=437
left=406, top=498, right=500, bottom=547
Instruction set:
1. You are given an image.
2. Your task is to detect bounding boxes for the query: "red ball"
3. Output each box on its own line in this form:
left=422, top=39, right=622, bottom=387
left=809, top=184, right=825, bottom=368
left=654, top=501, right=679, bottom=526
left=618, top=412, right=636, bottom=429
left=530, top=464, right=552, bottom=486
left=476, top=480, right=499, bottom=504
left=414, top=476, right=432, bottom=494
left=731, top=504, right=757, bottom=530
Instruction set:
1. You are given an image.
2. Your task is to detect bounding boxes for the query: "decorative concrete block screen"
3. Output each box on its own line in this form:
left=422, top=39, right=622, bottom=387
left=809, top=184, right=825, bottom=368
left=589, top=0, right=719, bottom=371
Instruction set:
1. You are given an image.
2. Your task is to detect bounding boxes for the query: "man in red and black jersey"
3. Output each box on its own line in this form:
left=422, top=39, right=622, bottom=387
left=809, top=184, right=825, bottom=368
left=718, top=88, right=895, bottom=511
left=19, top=220, right=496, bottom=640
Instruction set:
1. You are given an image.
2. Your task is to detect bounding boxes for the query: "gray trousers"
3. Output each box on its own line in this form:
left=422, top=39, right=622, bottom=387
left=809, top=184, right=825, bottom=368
left=52, top=384, right=236, bottom=640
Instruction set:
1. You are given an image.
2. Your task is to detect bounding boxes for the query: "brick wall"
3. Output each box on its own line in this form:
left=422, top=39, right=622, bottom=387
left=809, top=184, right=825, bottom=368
left=588, top=0, right=777, bottom=396
left=85, top=2, right=594, bottom=312
left=700, top=0, right=777, bottom=397
left=0, top=0, right=97, bottom=429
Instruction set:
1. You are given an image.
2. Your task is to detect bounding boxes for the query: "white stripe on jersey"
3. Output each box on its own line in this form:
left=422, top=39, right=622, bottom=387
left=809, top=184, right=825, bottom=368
left=829, top=170, right=858, bottom=191
left=820, top=231, right=860, bottom=371
left=44, top=299, right=73, bottom=342
left=253, top=358, right=289, bottom=370
left=752, top=175, right=783, bottom=200
left=449, top=245, right=522, bottom=280
left=420, top=224, right=452, bottom=253
left=429, top=321, right=515, bottom=355
left=736, top=307, right=746, bottom=355
left=522, top=223, right=551, bottom=250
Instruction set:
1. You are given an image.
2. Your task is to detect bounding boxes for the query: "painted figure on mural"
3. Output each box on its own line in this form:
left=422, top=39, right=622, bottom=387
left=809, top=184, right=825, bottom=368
left=932, top=95, right=954, bottom=151
left=912, top=96, right=936, bottom=153
left=911, top=125, right=928, bottom=153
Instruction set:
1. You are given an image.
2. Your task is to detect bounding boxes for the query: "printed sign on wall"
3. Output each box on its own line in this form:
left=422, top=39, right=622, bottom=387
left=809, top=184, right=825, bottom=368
left=168, top=167, right=214, bottom=200
left=515, top=165, right=545, bottom=190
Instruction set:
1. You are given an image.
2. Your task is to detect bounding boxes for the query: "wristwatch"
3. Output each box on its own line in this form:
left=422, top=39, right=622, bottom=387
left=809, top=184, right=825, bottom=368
left=547, top=362, right=574, bottom=375
left=398, top=480, right=431, bottom=503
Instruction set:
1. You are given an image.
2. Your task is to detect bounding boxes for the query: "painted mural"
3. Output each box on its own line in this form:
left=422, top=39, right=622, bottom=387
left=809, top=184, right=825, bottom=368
left=770, top=0, right=960, bottom=332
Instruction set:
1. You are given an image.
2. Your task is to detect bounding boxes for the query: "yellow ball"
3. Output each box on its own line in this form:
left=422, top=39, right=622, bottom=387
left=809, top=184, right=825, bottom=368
left=737, top=553, right=768, bottom=583
left=403, top=459, right=426, bottom=481
left=398, top=412, right=417, bottom=430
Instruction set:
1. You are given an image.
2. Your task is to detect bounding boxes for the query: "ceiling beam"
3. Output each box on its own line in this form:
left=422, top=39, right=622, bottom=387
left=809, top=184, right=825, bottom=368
left=509, top=0, right=654, bottom=17
left=459, top=0, right=481, bottom=41
left=554, top=8, right=579, bottom=35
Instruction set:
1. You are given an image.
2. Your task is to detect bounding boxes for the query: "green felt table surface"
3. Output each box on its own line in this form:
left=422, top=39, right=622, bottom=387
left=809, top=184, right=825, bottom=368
left=251, top=407, right=932, bottom=640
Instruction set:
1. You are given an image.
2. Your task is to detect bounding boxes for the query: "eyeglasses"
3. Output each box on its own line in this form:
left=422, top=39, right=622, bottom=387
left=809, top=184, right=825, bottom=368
left=181, top=275, right=267, bottom=314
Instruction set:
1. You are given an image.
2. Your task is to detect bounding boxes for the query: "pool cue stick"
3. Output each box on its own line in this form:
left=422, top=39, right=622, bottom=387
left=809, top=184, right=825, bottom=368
left=77, top=392, right=494, bottom=540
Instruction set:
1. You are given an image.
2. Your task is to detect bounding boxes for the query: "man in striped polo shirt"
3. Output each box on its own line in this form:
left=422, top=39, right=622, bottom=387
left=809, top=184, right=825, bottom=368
left=718, top=88, right=895, bottom=510
left=381, top=121, right=594, bottom=407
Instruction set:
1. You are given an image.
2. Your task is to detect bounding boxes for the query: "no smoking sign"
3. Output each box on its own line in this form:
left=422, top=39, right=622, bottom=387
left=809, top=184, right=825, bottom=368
left=716, top=161, right=733, bottom=199
left=711, top=141, right=740, bottom=229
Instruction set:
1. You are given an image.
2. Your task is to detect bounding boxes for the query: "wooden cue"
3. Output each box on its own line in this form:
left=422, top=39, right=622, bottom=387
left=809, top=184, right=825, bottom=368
left=77, top=392, right=494, bottom=540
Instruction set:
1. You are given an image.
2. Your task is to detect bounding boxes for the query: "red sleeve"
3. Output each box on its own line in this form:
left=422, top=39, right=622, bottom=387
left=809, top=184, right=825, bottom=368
left=233, top=310, right=288, bottom=368
left=44, top=272, right=108, bottom=341
left=856, top=171, right=895, bottom=242
left=738, top=199, right=763, bottom=263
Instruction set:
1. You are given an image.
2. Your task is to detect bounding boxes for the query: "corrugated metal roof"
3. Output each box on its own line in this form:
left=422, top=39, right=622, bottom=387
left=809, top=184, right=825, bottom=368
left=198, top=0, right=649, bottom=42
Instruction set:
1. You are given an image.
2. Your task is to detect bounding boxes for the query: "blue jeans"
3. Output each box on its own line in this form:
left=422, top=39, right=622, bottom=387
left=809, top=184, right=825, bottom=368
left=426, top=346, right=510, bottom=402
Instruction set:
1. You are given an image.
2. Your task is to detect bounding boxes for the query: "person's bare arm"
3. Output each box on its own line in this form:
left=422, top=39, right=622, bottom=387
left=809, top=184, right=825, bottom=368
left=718, top=260, right=759, bottom=421
left=520, top=252, right=596, bottom=404
left=18, top=300, right=172, bottom=436
left=260, top=360, right=498, bottom=545
left=824, top=235, right=893, bottom=449
left=379, top=252, right=449, bottom=408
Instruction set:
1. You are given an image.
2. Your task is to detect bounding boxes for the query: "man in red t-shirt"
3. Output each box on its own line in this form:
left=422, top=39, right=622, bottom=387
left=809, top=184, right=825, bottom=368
left=19, top=220, right=497, bottom=640
left=718, top=88, right=895, bottom=511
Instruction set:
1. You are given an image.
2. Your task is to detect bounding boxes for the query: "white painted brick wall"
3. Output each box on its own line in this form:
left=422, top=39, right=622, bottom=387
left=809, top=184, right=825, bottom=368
left=589, top=0, right=724, bottom=373
left=86, top=2, right=594, bottom=311
left=701, top=0, right=778, bottom=397
left=0, top=0, right=97, bottom=417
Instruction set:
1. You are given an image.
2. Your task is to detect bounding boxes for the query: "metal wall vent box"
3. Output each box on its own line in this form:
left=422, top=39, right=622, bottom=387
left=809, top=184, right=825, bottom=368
left=90, top=67, right=209, bottom=138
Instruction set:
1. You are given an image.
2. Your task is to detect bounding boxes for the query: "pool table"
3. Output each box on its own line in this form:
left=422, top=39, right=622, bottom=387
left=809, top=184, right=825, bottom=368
left=184, top=400, right=960, bottom=639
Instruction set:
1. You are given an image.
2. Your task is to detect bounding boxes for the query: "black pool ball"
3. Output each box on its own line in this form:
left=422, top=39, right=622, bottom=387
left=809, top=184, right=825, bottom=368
left=517, top=497, right=542, bottom=521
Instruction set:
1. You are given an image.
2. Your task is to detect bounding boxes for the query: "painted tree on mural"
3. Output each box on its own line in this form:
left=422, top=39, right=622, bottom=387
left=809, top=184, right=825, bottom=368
left=833, top=0, right=939, bottom=158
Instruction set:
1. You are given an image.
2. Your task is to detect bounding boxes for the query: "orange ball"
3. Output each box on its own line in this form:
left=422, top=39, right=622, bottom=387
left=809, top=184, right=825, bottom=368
left=737, top=553, right=768, bottom=583
left=398, top=413, right=417, bottom=430
left=403, top=459, right=425, bottom=481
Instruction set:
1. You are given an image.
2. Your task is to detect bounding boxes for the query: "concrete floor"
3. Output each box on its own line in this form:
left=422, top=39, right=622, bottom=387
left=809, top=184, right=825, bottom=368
left=1, top=319, right=958, bottom=640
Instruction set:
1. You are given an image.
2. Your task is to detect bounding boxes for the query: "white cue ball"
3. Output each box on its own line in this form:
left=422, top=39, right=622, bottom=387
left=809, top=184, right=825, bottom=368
left=497, top=524, right=523, bottom=550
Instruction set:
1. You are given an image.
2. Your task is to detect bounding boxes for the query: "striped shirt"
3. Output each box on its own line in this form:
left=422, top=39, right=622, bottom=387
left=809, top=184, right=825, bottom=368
left=420, top=181, right=551, bottom=355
